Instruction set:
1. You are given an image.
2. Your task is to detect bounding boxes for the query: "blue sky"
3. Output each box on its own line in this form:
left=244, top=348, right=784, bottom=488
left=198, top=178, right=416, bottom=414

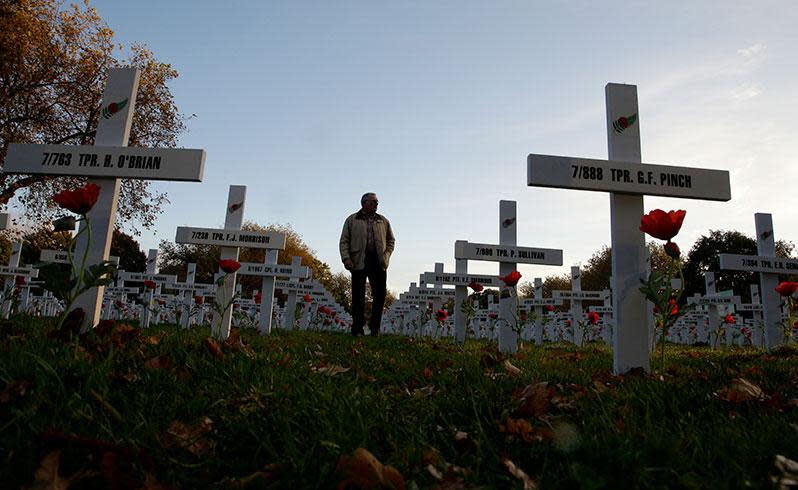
left=86, top=1, right=797, bottom=294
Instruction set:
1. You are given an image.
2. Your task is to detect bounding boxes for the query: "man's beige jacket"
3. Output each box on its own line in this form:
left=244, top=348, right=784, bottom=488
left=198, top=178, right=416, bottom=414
left=339, top=211, right=395, bottom=271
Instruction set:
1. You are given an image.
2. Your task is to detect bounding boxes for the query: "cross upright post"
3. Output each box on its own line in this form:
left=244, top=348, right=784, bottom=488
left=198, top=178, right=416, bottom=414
left=498, top=201, right=519, bottom=353
left=72, top=68, right=139, bottom=331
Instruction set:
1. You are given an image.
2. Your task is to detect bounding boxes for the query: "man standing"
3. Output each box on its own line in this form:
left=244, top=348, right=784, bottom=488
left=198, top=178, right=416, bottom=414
left=340, top=192, right=395, bottom=336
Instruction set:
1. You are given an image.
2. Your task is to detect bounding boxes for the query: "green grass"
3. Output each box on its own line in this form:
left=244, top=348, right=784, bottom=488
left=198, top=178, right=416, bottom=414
left=1, top=316, right=797, bottom=489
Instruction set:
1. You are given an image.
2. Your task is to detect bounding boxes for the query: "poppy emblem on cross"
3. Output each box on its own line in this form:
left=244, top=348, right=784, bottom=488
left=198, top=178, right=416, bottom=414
left=612, top=113, right=638, bottom=133
left=101, top=98, right=128, bottom=119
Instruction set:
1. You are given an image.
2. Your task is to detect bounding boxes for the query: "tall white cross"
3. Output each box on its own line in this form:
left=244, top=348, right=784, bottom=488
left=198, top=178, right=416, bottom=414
left=720, top=213, right=795, bottom=348
left=3, top=68, right=205, bottom=331
left=528, top=83, right=731, bottom=374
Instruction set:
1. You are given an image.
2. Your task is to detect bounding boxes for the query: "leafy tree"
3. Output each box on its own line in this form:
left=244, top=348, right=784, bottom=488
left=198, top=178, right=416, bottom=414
left=110, top=229, right=146, bottom=272
left=682, top=230, right=796, bottom=302
left=20, top=227, right=71, bottom=265
left=0, top=0, right=186, bottom=232
left=328, top=271, right=352, bottom=312
left=0, top=233, right=11, bottom=265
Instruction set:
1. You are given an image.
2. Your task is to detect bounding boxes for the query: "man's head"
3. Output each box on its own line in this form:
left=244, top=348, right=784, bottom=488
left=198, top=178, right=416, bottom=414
left=361, top=192, right=378, bottom=215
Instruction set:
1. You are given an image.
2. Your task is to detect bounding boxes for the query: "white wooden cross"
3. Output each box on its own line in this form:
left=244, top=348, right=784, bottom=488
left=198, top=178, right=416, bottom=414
left=455, top=200, right=563, bottom=353
left=1, top=241, right=40, bottom=319
left=719, top=213, right=796, bottom=348
left=734, top=285, right=764, bottom=347
left=422, top=265, right=504, bottom=342
left=521, top=278, right=563, bottom=344
left=236, top=255, right=309, bottom=334
left=686, top=274, right=740, bottom=347
left=281, top=256, right=305, bottom=330
left=2, top=68, right=205, bottom=331
left=174, top=185, right=286, bottom=339
left=528, top=83, right=731, bottom=374
left=552, top=268, right=608, bottom=346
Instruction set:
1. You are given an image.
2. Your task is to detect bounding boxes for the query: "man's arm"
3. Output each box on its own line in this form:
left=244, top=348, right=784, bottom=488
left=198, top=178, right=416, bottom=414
left=385, top=219, right=395, bottom=255
left=339, top=217, right=354, bottom=270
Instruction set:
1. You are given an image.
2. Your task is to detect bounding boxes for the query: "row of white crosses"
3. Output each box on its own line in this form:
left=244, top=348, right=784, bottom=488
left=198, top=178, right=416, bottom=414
left=2, top=70, right=791, bottom=363
left=528, top=83, right=732, bottom=374
left=552, top=266, right=611, bottom=347
left=175, top=186, right=349, bottom=337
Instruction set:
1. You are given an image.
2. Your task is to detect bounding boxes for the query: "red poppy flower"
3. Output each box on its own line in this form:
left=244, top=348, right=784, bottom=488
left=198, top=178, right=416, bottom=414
left=218, top=259, right=241, bottom=273
left=588, top=311, right=600, bottom=325
left=435, top=309, right=448, bottom=322
left=468, top=281, right=484, bottom=293
left=668, top=298, right=679, bottom=316
left=143, top=280, right=156, bottom=290
left=664, top=241, right=681, bottom=259
left=194, top=296, right=204, bottom=305
left=639, top=209, right=686, bottom=241
left=303, top=294, right=312, bottom=303
left=254, top=293, right=262, bottom=305
left=724, top=314, right=735, bottom=324
left=775, top=282, right=798, bottom=297
left=53, top=183, right=101, bottom=215
left=500, top=270, right=522, bottom=287
left=545, top=305, right=555, bottom=312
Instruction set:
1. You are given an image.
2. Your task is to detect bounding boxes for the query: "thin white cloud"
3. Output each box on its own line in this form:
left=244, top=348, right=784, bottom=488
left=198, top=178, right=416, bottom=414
left=737, top=43, right=766, bottom=57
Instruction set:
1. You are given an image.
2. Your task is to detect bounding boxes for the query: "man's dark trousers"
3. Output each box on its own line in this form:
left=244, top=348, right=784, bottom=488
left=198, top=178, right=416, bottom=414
left=351, top=252, right=386, bottom=336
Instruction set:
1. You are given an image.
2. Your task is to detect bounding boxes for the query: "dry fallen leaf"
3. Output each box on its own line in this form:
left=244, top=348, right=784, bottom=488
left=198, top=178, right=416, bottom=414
left=772, top=454, right=798, bottom=489
left=30, top=450, right=94, bottom=490
left=140, top=472, right=175, bottom=490
left=143, top=335, right=160, bottom=345
left=503, top=360, right=522, bottom=376
left=31, top=451, right=70, bottom=490
left=227, top=463, right=284, bottom=488
left=336, top=447, right=405, bottom=490
left=144, top=355, right=171, bottom=371
left=717, top=378, right=766, bottom=403
left=502, top=457, right=537, bottom=489
left=498, top=417, right=553, bottom=444
left=514, top=382, right=554, bottom=418
left=315, top=365, right=351, bottom=377
left=162, top=417, right=215, bottom=457
left=203, top=337, right=225, bottom=360
left=422, top=367, right=434, bottom=379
